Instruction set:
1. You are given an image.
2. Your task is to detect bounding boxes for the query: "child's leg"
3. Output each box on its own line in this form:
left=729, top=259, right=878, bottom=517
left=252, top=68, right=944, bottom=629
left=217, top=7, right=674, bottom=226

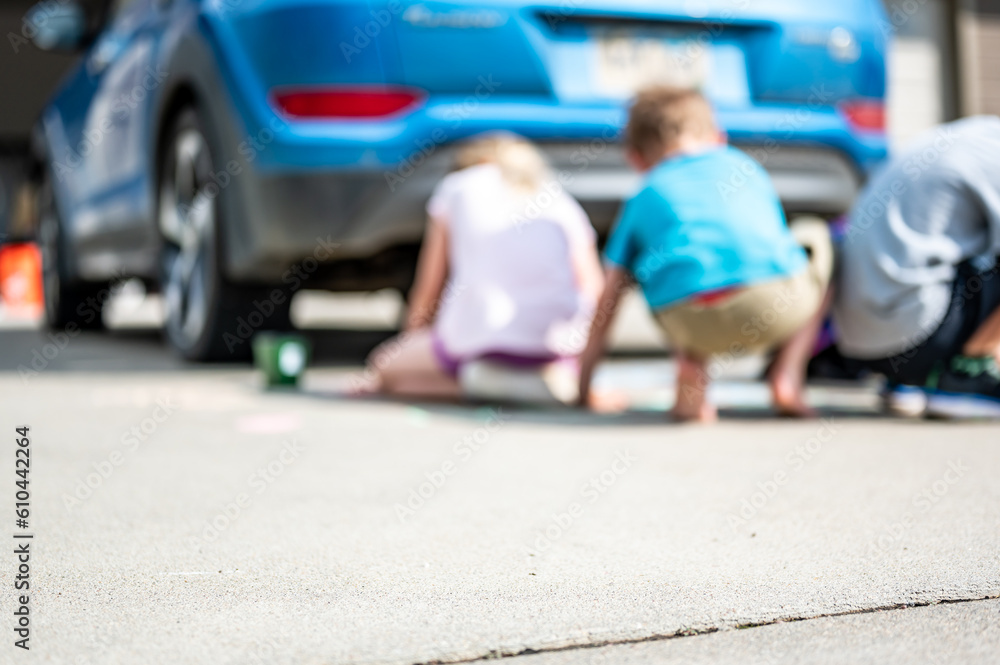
left=768, top=217, right=836, bottom=416
left=673, top=352, right=718, bottom=423
left=655, top=309, right=720, bottom=422
left=365, top=328, right=461, bottom=400
left=768, top=287, right=834, bottom=417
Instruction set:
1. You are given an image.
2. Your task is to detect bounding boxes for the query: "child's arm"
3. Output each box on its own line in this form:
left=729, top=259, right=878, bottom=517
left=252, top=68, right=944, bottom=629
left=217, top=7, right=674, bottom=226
left=404, top=218, right=450, bottom=330
left=578, top=266, right=630, bottom=406
left=571, top=241, right=606, bottom=307
left=559, top=206, right=604, bottom=306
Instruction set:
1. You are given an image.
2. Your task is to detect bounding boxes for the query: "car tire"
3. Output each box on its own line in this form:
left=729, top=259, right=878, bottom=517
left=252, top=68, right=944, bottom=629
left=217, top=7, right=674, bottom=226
left=158, top=107, right=290, bottom=362
left=38, top=173, right=108, bottom=331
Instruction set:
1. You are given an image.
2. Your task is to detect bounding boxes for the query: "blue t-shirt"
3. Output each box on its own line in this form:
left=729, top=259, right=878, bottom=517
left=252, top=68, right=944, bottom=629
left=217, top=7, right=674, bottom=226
left=604, top=146, right=807, bottom=311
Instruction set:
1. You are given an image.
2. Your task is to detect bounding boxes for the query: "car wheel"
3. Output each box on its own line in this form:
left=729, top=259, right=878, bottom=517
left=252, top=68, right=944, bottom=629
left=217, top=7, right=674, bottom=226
left=158, top=108, right=290, bottom=361
left=38, top=173, right=107, bottom=331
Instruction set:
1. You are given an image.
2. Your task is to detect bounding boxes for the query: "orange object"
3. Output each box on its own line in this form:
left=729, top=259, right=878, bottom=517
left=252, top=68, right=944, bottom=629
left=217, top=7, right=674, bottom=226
left=0, top=243, right=44, bottom=318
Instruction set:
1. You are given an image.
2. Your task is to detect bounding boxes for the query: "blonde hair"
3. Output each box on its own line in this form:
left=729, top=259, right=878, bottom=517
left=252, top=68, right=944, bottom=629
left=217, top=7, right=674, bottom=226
left=626, top=86, right=718, bottom=162
left=454, top=133, right=551, bottom=193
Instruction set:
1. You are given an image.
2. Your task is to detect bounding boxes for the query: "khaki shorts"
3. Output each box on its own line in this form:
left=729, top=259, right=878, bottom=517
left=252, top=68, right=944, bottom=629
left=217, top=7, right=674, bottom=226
left=655, top=217, right=833, bottom=359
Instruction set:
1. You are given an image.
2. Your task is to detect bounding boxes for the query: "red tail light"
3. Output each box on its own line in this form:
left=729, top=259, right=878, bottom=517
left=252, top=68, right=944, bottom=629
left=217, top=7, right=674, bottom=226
left=839, top=99, right=885, bottom=133
left=271, top=86, right=425, bottom=119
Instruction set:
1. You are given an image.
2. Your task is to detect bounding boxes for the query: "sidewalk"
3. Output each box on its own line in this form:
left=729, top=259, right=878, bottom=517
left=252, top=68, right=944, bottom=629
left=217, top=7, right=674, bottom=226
left=508, top=599, right=1000, bottom=665
left=2, top=363, right=997, bottom=664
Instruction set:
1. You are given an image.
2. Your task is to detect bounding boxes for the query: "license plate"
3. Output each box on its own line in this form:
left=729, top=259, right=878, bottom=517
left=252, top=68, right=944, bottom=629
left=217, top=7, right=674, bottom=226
left=594, top=35, right=711, bottom=98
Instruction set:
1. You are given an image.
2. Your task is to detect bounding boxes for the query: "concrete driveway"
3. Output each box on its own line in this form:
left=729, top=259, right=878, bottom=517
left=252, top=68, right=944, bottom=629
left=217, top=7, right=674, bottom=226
left=0, top=311, right=997, bottom=665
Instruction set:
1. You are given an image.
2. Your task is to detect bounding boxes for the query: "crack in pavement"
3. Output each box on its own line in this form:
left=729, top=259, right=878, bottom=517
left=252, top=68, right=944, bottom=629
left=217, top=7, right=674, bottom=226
left=407, top=594, right=1000, bottom=665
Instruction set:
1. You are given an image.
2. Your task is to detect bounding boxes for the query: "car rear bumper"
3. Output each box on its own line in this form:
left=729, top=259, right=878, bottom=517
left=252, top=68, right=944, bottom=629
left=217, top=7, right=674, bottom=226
left=731, top=143, right=862, bottom=215
left=537, top=141, right=863, bottom=217
left=229, top=138, right=864, bottom=286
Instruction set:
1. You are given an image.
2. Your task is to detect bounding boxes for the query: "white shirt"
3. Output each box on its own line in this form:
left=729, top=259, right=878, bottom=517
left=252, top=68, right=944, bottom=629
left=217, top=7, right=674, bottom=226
left=428, top=163, right=597, bottom=359
left=834, top=116, right=1000, bottom=358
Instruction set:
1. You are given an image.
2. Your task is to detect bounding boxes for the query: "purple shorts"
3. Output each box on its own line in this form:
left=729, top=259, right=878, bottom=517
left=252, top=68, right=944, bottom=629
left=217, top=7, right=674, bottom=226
left=431, top=334, right=562, bottom=378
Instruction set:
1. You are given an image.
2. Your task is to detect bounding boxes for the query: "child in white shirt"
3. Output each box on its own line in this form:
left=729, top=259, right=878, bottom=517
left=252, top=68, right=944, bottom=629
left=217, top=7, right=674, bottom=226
left=366, top=133, right=605, bottom=402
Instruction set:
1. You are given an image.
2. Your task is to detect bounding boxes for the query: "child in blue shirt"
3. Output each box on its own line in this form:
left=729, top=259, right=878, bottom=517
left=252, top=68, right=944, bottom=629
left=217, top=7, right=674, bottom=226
left=579, top=87, right=832, bottom=422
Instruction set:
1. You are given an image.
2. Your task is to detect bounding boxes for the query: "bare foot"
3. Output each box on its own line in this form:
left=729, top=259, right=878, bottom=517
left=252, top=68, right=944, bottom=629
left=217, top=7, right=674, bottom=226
left=671, top=401, right=718, bottom=424
left=346, top=372, right=380, bottom=397
left=766, top=285, right=833, bottom=418
left=588, top=390, right=630, bottom=414
left=768, top=366, right=818, bottom=418
left=673, top=353, right=718, bottom=423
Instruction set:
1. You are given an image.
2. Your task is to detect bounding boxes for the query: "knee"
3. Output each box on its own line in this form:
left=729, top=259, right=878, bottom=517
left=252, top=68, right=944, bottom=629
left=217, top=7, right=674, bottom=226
left=364, top=345, right=385, bottom=373
left=367, top=336, right=405, bottom=375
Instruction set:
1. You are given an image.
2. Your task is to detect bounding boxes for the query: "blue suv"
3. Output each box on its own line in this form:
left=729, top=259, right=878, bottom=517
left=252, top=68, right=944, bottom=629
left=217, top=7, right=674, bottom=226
left=28, top=0, right=888, bottom=359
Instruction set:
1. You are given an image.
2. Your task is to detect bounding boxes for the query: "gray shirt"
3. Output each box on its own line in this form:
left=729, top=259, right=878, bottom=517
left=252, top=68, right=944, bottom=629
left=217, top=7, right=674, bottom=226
left=834, top=116, right=1000, bottom=359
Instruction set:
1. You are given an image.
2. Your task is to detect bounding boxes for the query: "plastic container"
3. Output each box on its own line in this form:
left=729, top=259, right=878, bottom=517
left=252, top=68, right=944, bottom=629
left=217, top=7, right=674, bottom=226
left=252, top=333, right=311, bottom=387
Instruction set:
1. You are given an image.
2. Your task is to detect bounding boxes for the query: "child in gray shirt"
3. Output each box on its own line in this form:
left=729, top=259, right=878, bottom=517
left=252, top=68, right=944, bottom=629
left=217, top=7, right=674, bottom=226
left=833, top=116, right=1000, bottom=419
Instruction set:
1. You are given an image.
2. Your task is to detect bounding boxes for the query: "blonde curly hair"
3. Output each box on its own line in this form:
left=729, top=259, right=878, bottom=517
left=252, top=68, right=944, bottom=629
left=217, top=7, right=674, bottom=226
left=453, top=133, right=552, bottom=194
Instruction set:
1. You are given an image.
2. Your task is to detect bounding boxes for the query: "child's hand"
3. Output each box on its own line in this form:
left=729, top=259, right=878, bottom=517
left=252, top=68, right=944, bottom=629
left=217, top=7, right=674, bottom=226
left=403, top=315, right=431, bottom=333
left=576, top=266, right=629, bottom=408
left=587, top=390, right=629, bottom=414
left=576, top=366, right=593, bottom=408
left=576, top=350, right=602, bottom=408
